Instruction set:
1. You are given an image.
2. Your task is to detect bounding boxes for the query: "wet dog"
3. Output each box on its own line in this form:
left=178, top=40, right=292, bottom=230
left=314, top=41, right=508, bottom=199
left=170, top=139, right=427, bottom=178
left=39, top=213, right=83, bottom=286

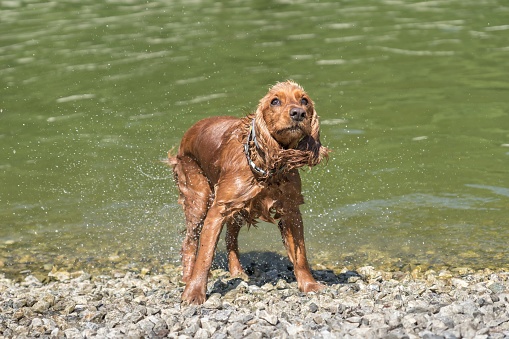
left=167, top=81, right=329, bottom=304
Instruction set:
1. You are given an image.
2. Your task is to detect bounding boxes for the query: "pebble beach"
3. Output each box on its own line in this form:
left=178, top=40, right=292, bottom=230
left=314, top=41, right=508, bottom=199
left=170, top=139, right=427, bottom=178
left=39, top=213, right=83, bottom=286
left=1, top=261, right=508, bottom=338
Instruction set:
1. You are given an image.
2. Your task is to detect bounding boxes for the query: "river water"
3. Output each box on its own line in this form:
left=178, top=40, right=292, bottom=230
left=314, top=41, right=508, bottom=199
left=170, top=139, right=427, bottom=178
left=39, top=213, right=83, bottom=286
left=1, top=0, right=508, bottom=278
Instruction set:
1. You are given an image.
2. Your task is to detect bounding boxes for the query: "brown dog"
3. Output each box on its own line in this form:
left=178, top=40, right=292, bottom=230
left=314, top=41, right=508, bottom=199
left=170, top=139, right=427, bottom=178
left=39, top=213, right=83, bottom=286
left=168, top=81, right=330, bottom=304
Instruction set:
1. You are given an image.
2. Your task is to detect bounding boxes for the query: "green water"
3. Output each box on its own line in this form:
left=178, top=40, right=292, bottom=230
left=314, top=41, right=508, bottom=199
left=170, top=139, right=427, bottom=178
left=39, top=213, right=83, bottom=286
left=1, top=0, right=508, bottom=277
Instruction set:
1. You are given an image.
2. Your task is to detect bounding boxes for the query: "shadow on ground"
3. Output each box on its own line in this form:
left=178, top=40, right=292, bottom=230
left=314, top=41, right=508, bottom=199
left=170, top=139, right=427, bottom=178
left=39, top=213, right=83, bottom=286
left=210, top=251, right=361, bottom=296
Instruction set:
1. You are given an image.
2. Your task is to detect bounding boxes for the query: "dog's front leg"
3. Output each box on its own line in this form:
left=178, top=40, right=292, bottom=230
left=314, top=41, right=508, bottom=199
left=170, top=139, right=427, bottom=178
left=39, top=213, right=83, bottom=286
left=278, top=210, right=325, bottom=293
left=181, top=203, right=224, bottom=305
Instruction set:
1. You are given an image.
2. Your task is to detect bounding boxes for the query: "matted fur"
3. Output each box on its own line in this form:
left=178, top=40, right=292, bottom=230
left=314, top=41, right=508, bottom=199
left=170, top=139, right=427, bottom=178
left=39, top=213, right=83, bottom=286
left=167, top=81, right=329, bottom=304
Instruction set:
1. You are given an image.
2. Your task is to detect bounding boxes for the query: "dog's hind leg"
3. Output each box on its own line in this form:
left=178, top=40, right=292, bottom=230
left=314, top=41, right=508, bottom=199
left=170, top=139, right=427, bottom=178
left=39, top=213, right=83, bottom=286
left=173, top=155, right=213, bottom=283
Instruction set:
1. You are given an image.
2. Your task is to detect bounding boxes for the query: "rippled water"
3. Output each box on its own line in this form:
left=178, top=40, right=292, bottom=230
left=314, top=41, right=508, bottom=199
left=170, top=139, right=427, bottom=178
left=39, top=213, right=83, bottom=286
left=1, top=0, right=508, bottom=277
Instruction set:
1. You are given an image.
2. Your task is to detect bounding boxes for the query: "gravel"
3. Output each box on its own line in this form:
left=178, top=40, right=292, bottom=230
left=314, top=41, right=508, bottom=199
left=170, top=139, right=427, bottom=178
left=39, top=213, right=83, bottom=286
left=1, top=264, right=508, bottom=338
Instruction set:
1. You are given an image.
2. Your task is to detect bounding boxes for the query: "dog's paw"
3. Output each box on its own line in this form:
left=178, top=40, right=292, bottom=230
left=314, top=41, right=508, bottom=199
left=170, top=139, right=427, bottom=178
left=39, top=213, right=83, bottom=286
left=301, top=281, right=326, bottom=293
left=181, top=284, right=206, bottom=305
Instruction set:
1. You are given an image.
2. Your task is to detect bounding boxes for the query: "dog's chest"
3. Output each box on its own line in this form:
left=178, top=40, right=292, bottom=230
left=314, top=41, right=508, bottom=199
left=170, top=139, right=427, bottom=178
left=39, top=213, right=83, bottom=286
left=244, top=184, right=289, bottom=223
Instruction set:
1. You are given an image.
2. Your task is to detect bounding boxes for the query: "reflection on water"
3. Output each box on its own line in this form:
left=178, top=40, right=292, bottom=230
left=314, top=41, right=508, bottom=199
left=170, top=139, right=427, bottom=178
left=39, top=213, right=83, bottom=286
left=1, top=0, right=508, bottom=278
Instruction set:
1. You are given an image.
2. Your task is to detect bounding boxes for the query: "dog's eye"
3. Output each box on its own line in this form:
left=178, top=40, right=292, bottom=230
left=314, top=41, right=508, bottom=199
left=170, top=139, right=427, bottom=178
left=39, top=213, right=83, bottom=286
left=300, top=98, right=309, bottom=106
left=271, top=98, right=281, bottom=106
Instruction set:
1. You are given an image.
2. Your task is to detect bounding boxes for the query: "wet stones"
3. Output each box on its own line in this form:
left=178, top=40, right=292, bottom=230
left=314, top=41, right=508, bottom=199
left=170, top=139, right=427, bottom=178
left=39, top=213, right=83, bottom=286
left=0, top=266, right=508, bottom=338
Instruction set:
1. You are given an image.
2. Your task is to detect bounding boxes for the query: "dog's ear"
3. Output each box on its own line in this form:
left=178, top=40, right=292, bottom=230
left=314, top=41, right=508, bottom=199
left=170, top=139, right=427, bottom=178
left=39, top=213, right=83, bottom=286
left=297, top=106, right=330, bottom=165
left=254, top=95, right=280, bottom=151
left=309, top=106, right=321, bottom=145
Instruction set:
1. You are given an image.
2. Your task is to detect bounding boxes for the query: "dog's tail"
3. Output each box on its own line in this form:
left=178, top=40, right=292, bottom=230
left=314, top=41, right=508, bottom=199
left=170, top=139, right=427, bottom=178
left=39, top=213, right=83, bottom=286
left=163, top=148, right=179, bottom=168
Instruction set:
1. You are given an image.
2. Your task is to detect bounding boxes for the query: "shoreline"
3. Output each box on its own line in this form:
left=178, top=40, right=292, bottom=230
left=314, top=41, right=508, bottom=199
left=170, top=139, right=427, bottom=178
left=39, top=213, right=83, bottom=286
left=2, top=246, right=508, bottom=283
left=1, top=263, right=508, bottom=338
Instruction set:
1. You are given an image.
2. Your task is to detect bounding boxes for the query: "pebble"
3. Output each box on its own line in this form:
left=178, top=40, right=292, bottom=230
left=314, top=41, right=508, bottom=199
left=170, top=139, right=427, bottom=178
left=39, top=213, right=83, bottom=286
left=0, top=266, right=508, bottom=338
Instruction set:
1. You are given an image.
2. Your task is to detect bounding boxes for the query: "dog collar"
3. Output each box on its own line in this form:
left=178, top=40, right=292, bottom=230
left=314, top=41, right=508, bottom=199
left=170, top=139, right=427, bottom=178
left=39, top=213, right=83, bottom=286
left=244, top=119, right=268, bottom=176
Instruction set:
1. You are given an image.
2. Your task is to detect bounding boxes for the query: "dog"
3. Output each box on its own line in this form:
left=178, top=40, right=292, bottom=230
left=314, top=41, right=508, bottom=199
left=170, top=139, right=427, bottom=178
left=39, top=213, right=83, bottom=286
left=167, top=81, right=330, bottom=304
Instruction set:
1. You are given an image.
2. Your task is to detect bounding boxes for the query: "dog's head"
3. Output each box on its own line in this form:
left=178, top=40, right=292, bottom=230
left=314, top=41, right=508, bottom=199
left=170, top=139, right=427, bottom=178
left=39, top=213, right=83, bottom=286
left=254, top=81, right=328, bottom=166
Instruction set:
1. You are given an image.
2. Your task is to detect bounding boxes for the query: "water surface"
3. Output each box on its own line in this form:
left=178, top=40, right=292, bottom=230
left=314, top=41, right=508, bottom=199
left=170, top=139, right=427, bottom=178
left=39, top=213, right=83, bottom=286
left=1, top=0, right=508, bottom=278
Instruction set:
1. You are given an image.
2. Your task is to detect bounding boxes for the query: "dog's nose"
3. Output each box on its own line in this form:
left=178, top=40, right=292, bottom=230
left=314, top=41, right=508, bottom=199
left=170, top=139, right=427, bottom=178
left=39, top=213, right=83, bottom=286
left=289, top=107, right=306, bottom=121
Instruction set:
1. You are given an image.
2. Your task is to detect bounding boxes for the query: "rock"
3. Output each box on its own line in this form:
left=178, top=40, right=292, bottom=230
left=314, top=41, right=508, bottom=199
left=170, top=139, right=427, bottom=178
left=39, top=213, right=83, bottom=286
left=194, top=328, right=210, bottom=339
left=284, top=321, right=305, bottom=336
left=137, top=316, right=155, bottom=333
left=203, top=292, right=222, bottom=309
left=257, top=310, right=278, bottom=325
left=261, top=283, right=275, bottom=291
left=349, top=327, right=377, bottom=338
left=48, top=268, right=71, bottom=281
left=358, top=266, right=378, bottom=280
left=213, top=309, right=232, bottom=323
left=229, top=312, right=254, bottom=324
left=308, top=302, right=319, bottom=313
left=451, top=278, right=469, bottom=289
left=275, top=279, right=290, bottom=290
left=227, top=322, right=247, bottom=338
left=200, top=317, right=218, bottom=335
left=457, top=321, right=477, bottom=338
left=487, top=282, right=505, bottom=294
left=244, top=331, right=263, bottom=339
left=63, top=328, right=82, bottom=338
left=31, top=293, right=55, bottom=313
left=30, top=317, right=43, bottom=327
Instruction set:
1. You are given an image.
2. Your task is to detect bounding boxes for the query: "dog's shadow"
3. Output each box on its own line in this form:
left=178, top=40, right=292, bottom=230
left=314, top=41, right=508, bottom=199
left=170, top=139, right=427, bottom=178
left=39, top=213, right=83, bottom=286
left=210, top=251, right=361, bottom=295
